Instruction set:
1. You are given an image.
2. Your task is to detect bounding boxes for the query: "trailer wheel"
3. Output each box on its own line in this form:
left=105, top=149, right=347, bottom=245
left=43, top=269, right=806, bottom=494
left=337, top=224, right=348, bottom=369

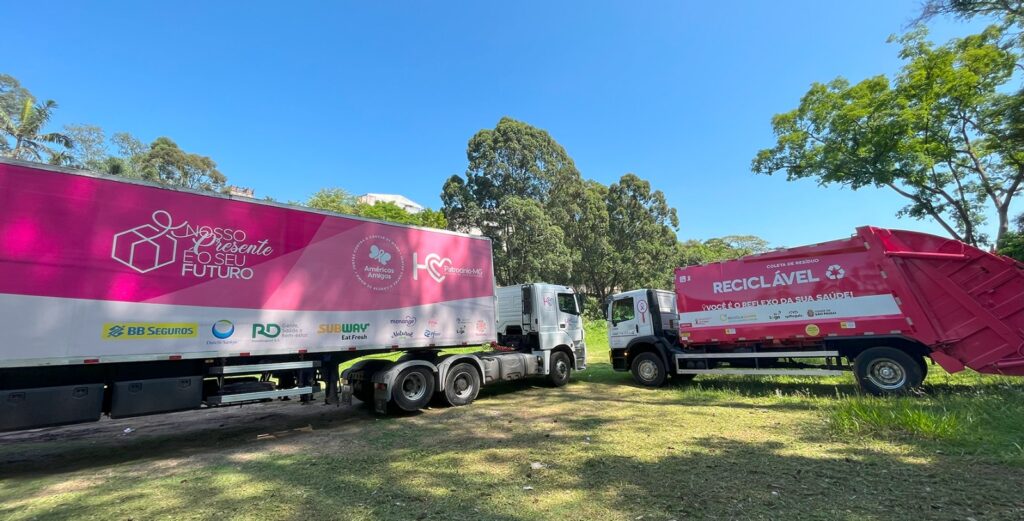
left=631, top=352, right=667, bottom=387
left=916, top=355, right=929, bottom=381
left=547, top=352, right=572, bottom=387
left=392, top=367, right=435, bottom=412
left=443, top=363, right=481, bottom=406
left=854, top=347, right=924, bottom=396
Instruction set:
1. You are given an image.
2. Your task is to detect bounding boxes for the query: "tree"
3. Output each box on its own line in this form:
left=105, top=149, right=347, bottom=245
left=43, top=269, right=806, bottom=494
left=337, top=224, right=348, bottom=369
left=753, top=27, right=1022, bottom=245
left=0, top=74, right=32, bottom=121
left=601, top=173, right=680, bottom=295
left=678, top=235, right=771, bottom=266
left=64, top=124, right=109, bottom=169
left=354, top=201, right=449, bottom=229
left=997, top=212, right=1024, bottom=260
left=0, top=98, right=72, bottom=162
left=306, top=188, right=357, bottom=214
left=442, top=117, right=585, bottom=284
left=918, top=0, right=1024, bottom=22
left=137, top=137, right=226, bottom=192
left=305, top=190, right=448, bottom=229
left=567, top=181, right=613, bottom=299
left=493, top=197, right=572, bottom=285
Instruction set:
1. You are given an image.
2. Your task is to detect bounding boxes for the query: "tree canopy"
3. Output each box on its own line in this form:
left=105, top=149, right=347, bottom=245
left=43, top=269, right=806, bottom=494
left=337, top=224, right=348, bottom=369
left=305, top=188, right=448, bottom=229
left=442, top=117, right=687, bottom=298
left=753, top=26, right=1023, bottom=246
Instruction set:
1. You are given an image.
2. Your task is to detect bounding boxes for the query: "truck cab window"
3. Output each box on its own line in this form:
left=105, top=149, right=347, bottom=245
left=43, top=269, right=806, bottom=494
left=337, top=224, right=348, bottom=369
left=557, top=293, right=579, bottom=315
left=611, top=298, right=634, bottom=322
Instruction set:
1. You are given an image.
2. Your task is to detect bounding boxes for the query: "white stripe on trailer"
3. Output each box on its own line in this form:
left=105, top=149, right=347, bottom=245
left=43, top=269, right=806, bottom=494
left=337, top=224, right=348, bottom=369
left=678, top=293, right=902, bottom=328
left=675, top=350, right=838, bottom=359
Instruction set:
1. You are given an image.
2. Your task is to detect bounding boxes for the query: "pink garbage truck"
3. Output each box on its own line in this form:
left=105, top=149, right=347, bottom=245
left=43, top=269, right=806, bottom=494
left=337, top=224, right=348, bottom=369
left=0, top=158, right=587, bottom=431
left=606, top=227, right=1024, bottom=394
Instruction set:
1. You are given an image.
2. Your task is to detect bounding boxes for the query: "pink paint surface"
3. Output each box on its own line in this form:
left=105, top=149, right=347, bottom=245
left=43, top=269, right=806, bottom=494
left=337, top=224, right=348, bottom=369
left=0, top=163, right=494, bottom=311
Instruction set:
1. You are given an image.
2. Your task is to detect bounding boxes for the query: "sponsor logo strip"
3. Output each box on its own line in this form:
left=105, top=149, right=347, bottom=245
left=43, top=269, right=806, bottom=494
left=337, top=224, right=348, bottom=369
left=102, top=322, right=198, bottom=340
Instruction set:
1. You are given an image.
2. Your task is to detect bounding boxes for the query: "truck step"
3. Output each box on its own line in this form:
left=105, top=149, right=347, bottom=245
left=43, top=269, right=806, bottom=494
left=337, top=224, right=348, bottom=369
left=205, top=386, right=316, bottom=405
left=675, top=350, right=838, bottom=359
left=675, top=368, right=845, bottom=376
left=208, top=361, right=320, bottom=375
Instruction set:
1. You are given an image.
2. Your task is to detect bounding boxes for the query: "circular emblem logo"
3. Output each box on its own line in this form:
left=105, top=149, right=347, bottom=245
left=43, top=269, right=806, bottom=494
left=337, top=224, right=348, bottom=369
left=825, top=264, right=846, bottom=280
left=212, top=319, right=235, bottom=339
left=637, top=300, right=648, bottom=313
left=352, top=235, right=405, bottom=291
left=805, top=324, right=820, bottom=336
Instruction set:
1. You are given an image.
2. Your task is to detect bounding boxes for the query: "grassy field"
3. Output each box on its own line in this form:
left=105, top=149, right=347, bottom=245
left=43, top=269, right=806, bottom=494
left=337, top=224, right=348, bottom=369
left=2, top=321, right=1023, bottom=520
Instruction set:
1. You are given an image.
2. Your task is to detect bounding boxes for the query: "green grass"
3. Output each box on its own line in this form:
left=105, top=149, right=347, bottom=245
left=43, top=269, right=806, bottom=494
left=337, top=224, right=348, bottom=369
left=1, top=320, right=1022, bottom=520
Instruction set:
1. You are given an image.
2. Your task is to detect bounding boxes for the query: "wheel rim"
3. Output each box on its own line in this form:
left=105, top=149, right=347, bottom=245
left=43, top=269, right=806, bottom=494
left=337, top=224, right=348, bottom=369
left=555, top=359, right=569, bottom=379
left=637, top=359, right=658, bottom=382
left=451, top=372, right=474, bottom=399
left=866, top=358, right=907, bottom=390
left=400, top=371, right=427, bottom=402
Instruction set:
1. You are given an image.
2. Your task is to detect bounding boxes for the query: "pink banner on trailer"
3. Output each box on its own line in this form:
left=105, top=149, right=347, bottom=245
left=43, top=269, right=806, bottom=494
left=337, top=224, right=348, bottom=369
left=0, top=162, right=494, bottom=311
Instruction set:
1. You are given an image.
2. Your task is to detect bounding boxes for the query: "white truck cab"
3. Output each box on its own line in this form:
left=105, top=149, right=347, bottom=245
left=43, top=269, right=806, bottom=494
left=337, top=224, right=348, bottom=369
left=496, top=283, right=587, bottom=370
left=605, top=288, right=680, bottom=385
left=342, top=283, right=588, bottom=415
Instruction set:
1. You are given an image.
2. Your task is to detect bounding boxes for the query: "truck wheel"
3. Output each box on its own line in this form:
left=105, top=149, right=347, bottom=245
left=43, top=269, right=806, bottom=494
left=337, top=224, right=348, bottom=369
left=392, top=366, right=435, bottom=412
left=547, top=352, right=572, bottom=387
left=354, top=382, right=374, bottom=404
left=631, top=352, right=667, bottom=387
left=444, top=363, right=481, bottom=406
left=916, top=355, right=929, bottom=381
left=854, top=347, right=924, bottom=396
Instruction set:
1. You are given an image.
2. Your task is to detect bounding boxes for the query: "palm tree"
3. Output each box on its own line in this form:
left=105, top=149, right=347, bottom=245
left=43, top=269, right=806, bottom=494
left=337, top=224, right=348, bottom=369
left=0, top=98, right=73, bottom=162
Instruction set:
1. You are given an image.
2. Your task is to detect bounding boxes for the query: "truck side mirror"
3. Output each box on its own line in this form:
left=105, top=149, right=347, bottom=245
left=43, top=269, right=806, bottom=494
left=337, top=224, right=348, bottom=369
left=602, top=297, right=612, bottom=321
left=576, top=293, right=585, bottom=313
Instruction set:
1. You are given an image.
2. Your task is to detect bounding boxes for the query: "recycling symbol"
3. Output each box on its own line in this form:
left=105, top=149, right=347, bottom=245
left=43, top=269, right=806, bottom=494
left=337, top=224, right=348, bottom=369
left=825, top=264, right=845, bottom=280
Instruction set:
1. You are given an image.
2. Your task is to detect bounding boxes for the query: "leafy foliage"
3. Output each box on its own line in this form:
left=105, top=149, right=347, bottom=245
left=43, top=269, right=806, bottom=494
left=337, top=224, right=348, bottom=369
left=305, top=188, right=448, bottom=229
left=493, top=197, right=572, bottom=284
left=753, top=27, right=1024, bottom=246
left=137, top=137, right=226, bottom=192
left=678, top=235, right=772, bottom=266
left=0, top=98, right=72, bottom=162
left=443, top=117, right=585, bottom=285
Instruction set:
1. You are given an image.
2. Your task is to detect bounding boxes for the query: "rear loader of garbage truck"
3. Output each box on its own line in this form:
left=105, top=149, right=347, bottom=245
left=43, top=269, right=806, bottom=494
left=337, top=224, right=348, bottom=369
left=0, top=158, right=586, bottom=432
left=607, top=226, right=1024, bottom=394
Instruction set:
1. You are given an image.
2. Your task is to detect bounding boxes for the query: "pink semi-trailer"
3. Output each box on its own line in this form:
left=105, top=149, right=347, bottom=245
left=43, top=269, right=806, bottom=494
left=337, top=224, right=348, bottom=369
left=0, top=158, right=587, bottom=431
left=606, top=227, right=1024, bottom=394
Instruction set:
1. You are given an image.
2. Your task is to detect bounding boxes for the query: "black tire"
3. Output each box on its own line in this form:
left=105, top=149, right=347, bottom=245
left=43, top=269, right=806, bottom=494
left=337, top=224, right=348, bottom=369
left=547, top=351, right=572, bottom=387
left=391, top=366, right=435, bottom=412
left=631, top=352, right=667, bottom=387
left=353, top=382, right=375, bottom=404
left=916, top=355, right=929, bottom=381
left=854, top=347, right=924, bottom=396
left=443, top=363, right=481, bottom=406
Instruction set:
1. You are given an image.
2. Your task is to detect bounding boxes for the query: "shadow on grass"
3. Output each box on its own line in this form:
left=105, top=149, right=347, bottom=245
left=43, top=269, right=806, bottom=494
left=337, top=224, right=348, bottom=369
left=583, top=437, right=1023, bottom=521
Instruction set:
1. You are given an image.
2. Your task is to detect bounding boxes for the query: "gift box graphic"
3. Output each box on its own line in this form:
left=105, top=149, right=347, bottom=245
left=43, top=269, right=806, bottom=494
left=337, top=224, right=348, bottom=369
left=111, top=210, right=186, bottom=273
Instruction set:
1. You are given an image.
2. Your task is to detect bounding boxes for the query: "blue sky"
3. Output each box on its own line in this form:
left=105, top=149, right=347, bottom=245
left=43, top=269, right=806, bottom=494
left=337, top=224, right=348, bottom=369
left=6, top=1, right=995, bottom=246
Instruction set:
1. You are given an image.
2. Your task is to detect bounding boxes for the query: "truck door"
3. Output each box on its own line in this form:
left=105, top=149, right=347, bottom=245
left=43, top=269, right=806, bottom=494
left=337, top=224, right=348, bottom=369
left=608, top=291, right=654, bottom=349
left=536, top=287, right=559, bottom=338
left=556, top=291, right=583, bottom=345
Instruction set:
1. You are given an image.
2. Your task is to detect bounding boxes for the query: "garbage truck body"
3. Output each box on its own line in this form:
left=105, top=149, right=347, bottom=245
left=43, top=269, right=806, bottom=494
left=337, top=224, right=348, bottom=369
left=607, top=226, right=1024, bottom=394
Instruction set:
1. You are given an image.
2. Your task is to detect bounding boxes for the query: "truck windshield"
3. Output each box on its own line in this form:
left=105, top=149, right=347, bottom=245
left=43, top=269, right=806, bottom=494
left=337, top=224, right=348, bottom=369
left=557, top=293, right=579, bottom=315
left=612, top=298, right=634, bottom=322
